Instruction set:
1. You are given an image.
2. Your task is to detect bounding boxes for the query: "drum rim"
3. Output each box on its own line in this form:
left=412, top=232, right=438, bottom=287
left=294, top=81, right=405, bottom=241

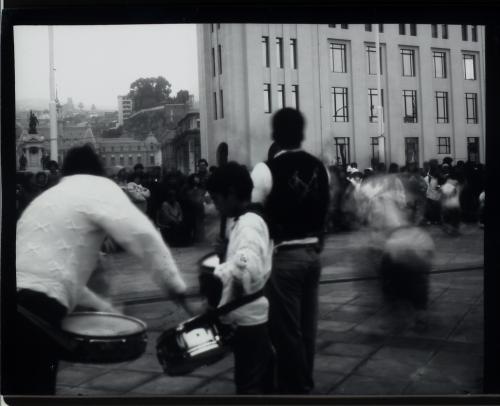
left=198, top=251, right=219, bottom=267
left=61, top=311, right=147, bottom=338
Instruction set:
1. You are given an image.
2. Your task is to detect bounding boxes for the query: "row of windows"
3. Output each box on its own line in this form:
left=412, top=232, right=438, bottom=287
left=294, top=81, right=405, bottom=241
left=262, top=36, right=298, bottom=69
left=330, top=43, right=477, bottom=80
left=100, top=145, right=154, bottom=153
left=211, top=44, right=223, bottom=77
left=326, top=87, right=478, bottom=124
left=328, top=23, right=478, bottom=41
left=334, top=136, right=480, bottom=166
left=263, top=84, right=299, bottom=113
left=101, top=154, right=155, bottom=166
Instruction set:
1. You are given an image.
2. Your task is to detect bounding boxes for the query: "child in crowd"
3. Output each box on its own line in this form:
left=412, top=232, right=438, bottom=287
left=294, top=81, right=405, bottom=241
left=157, top=189, right=186, bottom=246
left=206, top=162, right=275, bottom=395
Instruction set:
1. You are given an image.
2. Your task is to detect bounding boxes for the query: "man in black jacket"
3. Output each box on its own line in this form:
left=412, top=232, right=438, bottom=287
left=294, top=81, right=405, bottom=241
left=251, top=108, right=330, bottom=394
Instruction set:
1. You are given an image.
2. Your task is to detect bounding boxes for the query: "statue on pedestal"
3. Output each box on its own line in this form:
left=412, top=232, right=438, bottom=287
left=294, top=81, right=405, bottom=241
left=28, top=111, right=39, bottom=134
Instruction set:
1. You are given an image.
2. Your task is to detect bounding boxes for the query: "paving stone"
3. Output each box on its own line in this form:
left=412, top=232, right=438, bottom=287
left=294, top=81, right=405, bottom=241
left=403, top=378, right=480, bottom=395
left=189, top=353, right=234, bottom=377
left=80, top=370, right=158, bottom=392
left=439, top=341, right=483, bottom=355
left=311, top=371, right=345, bottom=394
left=128, top=375, right=206, bottom=395
left=56, top=365, right=109, bottom=386
left=319, top=320, right=357, bottom=333
left=332, top=374, right=408, bottom=395
left=326, top=309, right=373, bottom=324
left=192, top=378, right=235, bottom=395
left=448, top=320, right=483, bottom=344
left=314, top=354, right=362, bottom=374
left=356, top=357, right=424, bottom=380
left=318, top=293, right=358, bottom=304
left=320, top=342, right=378, bottom=358
left=57, top=385, right=123, bottom=396
left=371, top=346, right=435, bottom=365
left=123, top=353, right=164, bottom=373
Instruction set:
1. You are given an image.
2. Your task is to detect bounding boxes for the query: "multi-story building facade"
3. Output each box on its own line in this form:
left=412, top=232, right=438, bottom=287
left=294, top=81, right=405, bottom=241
left=172, top=111, right=201, bottom=174
left=197, top=23, right=485, bottom=169
left=117, top=95, right=133, bottom=125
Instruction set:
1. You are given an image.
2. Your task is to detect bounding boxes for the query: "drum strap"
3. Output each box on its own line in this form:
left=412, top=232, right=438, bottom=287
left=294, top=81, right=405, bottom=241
left=17, top=305, right=78, bottom=353
left=213, top=289, right=265, bottom=317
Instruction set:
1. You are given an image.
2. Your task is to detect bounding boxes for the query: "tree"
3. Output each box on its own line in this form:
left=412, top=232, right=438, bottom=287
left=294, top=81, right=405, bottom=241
left=174, top=90, right=191, bottom=104
left=127, top=76, right=172, bottom=111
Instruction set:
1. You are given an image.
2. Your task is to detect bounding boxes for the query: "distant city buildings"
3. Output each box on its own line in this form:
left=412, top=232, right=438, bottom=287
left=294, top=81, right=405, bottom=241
left=197, top=23, right=485, bottom=169
left=117, top=95, right=133, bottom=126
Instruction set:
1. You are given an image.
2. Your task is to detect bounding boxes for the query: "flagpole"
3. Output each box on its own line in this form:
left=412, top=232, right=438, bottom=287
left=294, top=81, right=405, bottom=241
left=375, top=26, right=385, bottom=165
left=48, top=26, right=58, bottom=163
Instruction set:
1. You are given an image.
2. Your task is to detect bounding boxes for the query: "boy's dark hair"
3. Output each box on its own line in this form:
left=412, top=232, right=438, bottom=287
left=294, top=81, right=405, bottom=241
left=61, top=144, right=104, bottom=177
left=134, top=163, right=144, bottom=171
left=198, top=158, right=209, bottom=166
left=271, top=108, right=305, bottom=149
left=206, top=161, right=253, bottom=201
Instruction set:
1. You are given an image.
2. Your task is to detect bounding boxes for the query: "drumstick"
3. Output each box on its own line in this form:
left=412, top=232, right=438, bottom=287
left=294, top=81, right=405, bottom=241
left=218, top=215, right=227, bottom=262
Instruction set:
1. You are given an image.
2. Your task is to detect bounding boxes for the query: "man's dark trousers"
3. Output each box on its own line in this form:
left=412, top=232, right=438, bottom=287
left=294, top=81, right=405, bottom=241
left=266, top=246, right=321, bottom=394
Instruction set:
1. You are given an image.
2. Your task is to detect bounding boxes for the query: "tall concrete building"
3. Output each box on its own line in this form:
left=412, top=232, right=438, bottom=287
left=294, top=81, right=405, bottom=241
left=197, top=23, right=485, bottom=169
left=117, top=95, right=133, bottom=125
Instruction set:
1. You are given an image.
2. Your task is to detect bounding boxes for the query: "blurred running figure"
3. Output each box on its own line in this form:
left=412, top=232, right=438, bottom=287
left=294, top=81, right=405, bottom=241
left=251, top=108, right=330, bottom=394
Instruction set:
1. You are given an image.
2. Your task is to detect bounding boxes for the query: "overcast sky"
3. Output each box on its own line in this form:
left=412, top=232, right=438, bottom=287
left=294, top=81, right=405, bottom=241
left=14, top=24, right=199, bottom=111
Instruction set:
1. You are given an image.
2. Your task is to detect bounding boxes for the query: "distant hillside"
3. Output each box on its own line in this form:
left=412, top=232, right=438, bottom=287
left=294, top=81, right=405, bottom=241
left=16, top=98, right=50, bottom=111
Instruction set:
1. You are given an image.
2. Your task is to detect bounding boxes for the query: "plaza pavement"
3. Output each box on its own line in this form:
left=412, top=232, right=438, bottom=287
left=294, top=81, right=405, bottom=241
left=56, top=223, right=484, bottom=397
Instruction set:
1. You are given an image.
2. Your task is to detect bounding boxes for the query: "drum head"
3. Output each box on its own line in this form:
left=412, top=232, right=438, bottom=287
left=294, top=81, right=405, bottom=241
left=62, top=312, right=146, bottom=338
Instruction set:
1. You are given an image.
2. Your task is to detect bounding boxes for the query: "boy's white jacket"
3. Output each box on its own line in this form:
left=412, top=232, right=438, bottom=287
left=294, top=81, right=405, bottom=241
left=213, top=212, right=273, bottom=326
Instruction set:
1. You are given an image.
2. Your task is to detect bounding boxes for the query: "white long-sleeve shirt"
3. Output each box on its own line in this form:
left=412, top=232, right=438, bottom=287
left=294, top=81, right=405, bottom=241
left=213, top=212, right=273, bottom=326
left=16, top=174, right=186, bottom=312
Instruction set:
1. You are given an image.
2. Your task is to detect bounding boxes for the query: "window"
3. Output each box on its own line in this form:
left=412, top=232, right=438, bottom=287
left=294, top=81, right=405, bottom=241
left=137, top=146, right=140, bottom=151
left=399, top=24, right=406, bottom=35
left=442, top=24, right=448, bottom=39
left=150, top=155, right=155, bottom=165
left=438, top=137, right=451, bottom=154
left=467, top=137, right=479, bottom=162
left=365, top=24, right=372, bottom=32
left=368, top=89, right=384, bottom=122
left=371, top=137, right=380, bottom=164
left=211, top=24, right=214, bottom=32
left=129, top=155, right=133, bottom=165
left=472, top=25, right=478, bottom=42
left=402, top=90, right=417, bottom=123
left=291, top=85, right=299, bottom=110
left=405, top=137, right=419, bottom=166
left=111, top=146, right=114, bottom=152
left=465, top=93, right=478, bottom=123
left=110, top=155, right=115, bottom=166
left=218, top=45, right=222, bottom=75
left=220, top=90, right=224, bottom=118
left=213, top=92, right=218, bottom=120
left=341, top=24, right=348, bottom=29
left=217, top=23, right=221, bottom=29
left=331, top=87, right=349, bottom=122
left=276, top=37, right=284, bottom=68
left=277, top=84, right=285, bottom=109
left=401, top=48, right=415, bottom=76
left=119, top=155, right=124, bottom=165
left=379, top=24, right=384, bottom=33
left=435, top=91, right=449, bottom=123
left=264, top=83, right=271, bottom=113
left=290, top=38, right=297, bottom=69
left=432, top=51, right=447, bottom=78
left=462, top=24, right=468, bottom=41
left=410, top=24, right=417, bottom=36
left=334, top=137, right=350, bottom=166
left=463, top=54, right=476, bottom=80
left=211, top=47, right=216, bottom=77
left=262, top=36, right=270, bottom=67
left=431, top=24, right=438, bottom=38
left=328, top=24, right=336, bottom=28
left=137, top=155, right=142, bottom=164
left=366, top=45, right=383, bottom=75
left=330, top=43, right=347, bottom=73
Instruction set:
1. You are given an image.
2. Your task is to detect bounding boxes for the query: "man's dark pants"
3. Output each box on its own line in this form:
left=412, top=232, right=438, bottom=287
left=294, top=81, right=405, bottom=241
left=266, top=246, right=321, bottom=394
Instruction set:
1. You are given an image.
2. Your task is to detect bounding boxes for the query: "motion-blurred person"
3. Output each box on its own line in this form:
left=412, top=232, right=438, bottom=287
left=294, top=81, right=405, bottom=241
left=9, top=144, right=189, bottom=396
left=425, top=166, right=442, bottom=225
left=185, top=174, right=206, bottom=244
left=251, top=108, right=330, bottom=394
left=440, top=170, right=461, bottom=236
left=478, top=190, right=485, bottom=228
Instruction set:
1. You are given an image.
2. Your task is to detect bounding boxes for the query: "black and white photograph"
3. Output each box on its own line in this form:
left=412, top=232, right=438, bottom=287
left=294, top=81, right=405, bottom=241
left=3, top=15, right=490, bottom=399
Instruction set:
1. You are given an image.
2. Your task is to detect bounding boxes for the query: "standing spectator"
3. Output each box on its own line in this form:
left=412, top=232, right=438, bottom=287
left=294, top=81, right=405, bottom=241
left=478, top=190, right=485, bottom=228
left=33, top=171, right=49, bottom=197
left=147, top=166, right=163, bottom=222
left=126, top=174, right=150, bottom=214
left=157, top=189, right=186, bottom=246
left=251, top=108, right=330, bottom=394
left=46, top=160, right=61, bottom=189
left=184, top=174, right=206, bottom=243
left=196, top=158, right=210, bottom=189
left=425, top=166, right=441, bottom=224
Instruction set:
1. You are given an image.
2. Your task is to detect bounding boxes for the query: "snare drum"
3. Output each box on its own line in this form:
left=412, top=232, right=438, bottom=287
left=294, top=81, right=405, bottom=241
left=156, top=313, right=230, bottom=376
left=60, top=312, right=147, bottom=363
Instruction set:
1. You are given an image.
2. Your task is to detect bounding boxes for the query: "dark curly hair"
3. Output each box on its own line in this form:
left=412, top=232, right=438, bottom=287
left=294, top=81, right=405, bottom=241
left=206, top=161, right=253, bottom=201
left=61, top=144, right=104, bottom=177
